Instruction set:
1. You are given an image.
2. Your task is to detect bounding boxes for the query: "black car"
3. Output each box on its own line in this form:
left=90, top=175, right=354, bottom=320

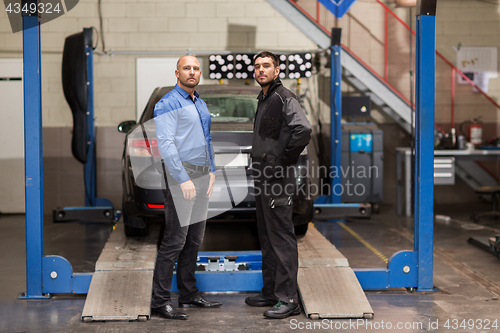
left=118, top=85, right=313, bottom=237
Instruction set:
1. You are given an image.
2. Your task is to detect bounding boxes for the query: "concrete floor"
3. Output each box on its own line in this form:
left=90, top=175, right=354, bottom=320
left=2, top=202, right=500, bottom=332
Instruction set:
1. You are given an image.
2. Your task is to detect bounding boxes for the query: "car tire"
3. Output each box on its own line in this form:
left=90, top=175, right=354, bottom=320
left=122, top=208, right=149, bottom=237
left=294, top=223, right=309, bottom=236
left=124, top=223, right=149, bottom=237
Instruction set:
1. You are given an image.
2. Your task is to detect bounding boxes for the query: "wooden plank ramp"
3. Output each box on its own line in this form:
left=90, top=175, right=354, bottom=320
left=297, top=225, right=374, bottom=319
left=81, top=222, right=158, bottom=322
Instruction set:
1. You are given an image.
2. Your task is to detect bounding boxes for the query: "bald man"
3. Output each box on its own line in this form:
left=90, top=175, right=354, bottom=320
left=151, top=55, right=220, bottom=320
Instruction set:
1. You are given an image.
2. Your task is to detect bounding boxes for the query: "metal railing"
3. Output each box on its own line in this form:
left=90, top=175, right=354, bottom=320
left=291, top=0, right=500, bottom=138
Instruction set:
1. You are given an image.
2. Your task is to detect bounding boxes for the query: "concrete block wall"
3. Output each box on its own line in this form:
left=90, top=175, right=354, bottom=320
left=0, top=0, right=317, bottom=128
left=333, top=0, right=500, bottom=128
left=435, top=0, right=500, bottom=127
left=390, top=0, right=500, bottom=127
left=2, top=0, right=498, bottom=128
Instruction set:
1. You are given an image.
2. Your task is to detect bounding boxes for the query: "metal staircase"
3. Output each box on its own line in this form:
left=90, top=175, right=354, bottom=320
left=266, top=0, right=498, bottom=188
left=266, top=0, right=412, bottom=133
left=455, top=160, right=499, bottom=190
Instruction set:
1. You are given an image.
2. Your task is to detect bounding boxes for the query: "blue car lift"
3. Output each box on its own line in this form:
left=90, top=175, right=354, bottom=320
left=19, top=4, right=93, bottom=298
left=313, top=28, right=372, bottom=220
left=52, top=27, right=115, bottom=224
left=313, top=0, right=437, bottom=291
left=171, top=251, right=263, bottom=292
left=20, top=0, right=436, bottom=297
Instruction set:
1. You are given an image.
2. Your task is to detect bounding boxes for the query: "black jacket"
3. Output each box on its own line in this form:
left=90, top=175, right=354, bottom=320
left=252, top=79, right=312, bottom=167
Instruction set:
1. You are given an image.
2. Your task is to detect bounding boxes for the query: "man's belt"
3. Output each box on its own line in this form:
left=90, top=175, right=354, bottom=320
left=182, top=161, right=210, bottom=174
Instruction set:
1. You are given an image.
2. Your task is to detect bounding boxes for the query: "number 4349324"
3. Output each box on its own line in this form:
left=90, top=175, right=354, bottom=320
left=444, top=319, right=498, bottom=330
left=5, top=2, right=62, bottom=15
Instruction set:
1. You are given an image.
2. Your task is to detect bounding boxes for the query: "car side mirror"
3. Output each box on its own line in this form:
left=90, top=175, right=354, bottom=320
left=117, top=120, right=137, bottom=133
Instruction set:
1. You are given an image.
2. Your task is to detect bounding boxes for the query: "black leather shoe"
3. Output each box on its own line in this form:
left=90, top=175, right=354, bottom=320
left=151, top=304, right=188, bottom=320
left=245, top=292, right=276, bottom=307
left=178, top=295, right=222, bottom=308
left=263, top=301, right=301, bottom=319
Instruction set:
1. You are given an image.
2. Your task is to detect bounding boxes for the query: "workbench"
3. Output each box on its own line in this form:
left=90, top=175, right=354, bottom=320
left=396, top=147, right=500, bottom=216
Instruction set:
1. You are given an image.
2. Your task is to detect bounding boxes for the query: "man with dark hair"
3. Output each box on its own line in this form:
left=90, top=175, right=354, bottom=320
left=245, top=51, right=312, bottom=319
left=151, top=55, right=221, bottom=320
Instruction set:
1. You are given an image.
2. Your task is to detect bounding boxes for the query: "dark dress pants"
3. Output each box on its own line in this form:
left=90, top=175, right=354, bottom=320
left=253, top=160, right=299, bottom=304
left=151, top=170, right=209, bottom=308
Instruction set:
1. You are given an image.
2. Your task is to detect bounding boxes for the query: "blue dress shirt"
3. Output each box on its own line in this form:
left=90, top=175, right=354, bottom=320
left=154, top=84, right=216, bottom=184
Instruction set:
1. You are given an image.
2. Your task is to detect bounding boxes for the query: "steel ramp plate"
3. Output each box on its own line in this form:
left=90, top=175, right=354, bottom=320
left=95, top=227, right=157, bottom=271
left=298, top=226, right=349, bottom=267
left=298, top=267, right=373, bottom=319
left=297, top=225, right=374, bottom=319
left=82, top=222, right=157, bottom=322
left=81, top=270, right=153, bottom=322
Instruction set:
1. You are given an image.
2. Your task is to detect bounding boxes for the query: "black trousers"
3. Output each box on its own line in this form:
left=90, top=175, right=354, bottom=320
left=151, top=169, right=210, bottom=308
left=253, top=158, right=299, bottom=303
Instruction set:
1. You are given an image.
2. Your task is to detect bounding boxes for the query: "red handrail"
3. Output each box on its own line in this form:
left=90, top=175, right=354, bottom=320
left=291, top=0, right=331, bottom=36
left=451, top=68, right=455, bottom=129
left=289, top=0, right=411, bottom=105
left=316, top=1, right=320, bottom=24
left=436, top=51, right=500, bottom=110
left=289, top=0, right=500, bottom=117
left=384, top=9, right=388, bottom=81
left=375, top=0, right=500, bottom=111
left=341, top=44, right=412, bottom=105
left=376, top=0, right=414, bottom=33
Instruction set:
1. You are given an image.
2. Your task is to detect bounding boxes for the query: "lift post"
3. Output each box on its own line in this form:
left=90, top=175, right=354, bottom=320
left=315, top=0, right=437, bottom=291
left=83, top=40, right=99, bottom=207
left=52, top=28, right=115, bottom=223
left=330, top=29, right=342, bottom=205
left=313, top=28, right=371, bottom=220
left=19, top=3, right=92, bottom=299
left=19, top=2, right=46, bottom=299
left=356, top=1, right=437, bottom=290
left=413, top=0, right=437, bottom=291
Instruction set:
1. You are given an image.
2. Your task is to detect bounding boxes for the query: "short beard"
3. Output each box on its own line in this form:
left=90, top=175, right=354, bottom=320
left=181, top=79, right=197, bottom=88
left=257, top=77, right=274, bottom=88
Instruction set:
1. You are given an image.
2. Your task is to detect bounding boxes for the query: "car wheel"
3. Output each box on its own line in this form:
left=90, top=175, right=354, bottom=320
left=294, top=223, right=309, bottom=236
left=124, top=223, right=149, bottom=237
left=122, top=208, right=149, bottom=237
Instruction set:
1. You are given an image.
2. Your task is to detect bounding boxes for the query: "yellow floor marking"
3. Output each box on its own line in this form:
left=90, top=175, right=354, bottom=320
left=338, top=222, right=389, bottom=263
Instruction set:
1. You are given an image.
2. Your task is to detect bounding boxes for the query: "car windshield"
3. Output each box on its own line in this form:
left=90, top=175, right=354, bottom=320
left=203, top=94, right=257, bottom=123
